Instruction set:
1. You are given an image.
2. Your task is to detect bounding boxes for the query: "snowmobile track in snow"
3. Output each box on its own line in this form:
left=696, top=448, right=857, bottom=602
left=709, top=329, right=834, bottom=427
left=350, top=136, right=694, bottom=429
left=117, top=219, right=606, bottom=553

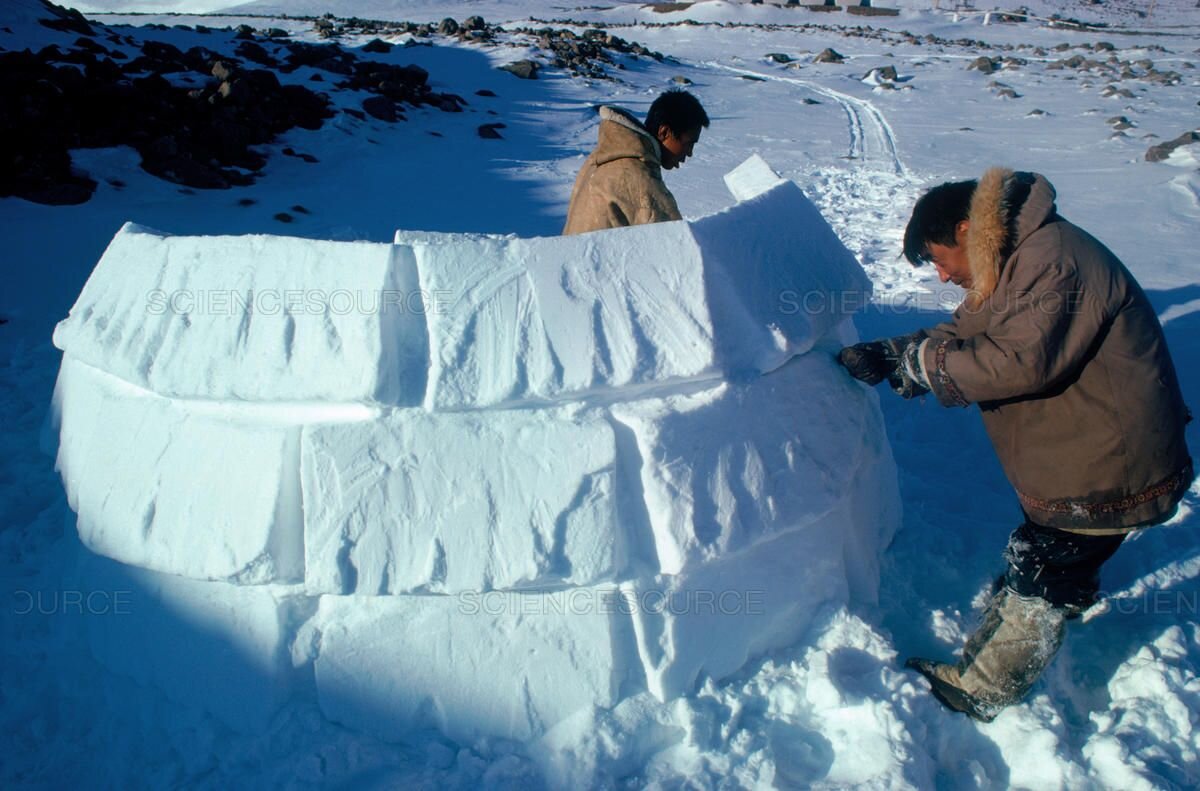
left=703, top=62, right=930, bottom=302
left=704, top=62, right=907, bottom=177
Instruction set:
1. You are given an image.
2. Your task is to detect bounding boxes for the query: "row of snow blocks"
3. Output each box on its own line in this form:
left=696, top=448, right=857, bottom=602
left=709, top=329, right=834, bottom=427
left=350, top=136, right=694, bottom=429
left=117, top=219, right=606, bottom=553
left=51, top=159, right=869, bottom=409
left=52, top=157, right=898, bottom=741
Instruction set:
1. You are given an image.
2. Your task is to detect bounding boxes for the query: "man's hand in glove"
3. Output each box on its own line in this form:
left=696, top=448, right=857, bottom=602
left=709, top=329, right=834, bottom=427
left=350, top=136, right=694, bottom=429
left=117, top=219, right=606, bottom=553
left=837, top=341, right=899, bottom=386
left=886, top=339, right=930, bottom=399
left=839, top=335, right=931, bottom=398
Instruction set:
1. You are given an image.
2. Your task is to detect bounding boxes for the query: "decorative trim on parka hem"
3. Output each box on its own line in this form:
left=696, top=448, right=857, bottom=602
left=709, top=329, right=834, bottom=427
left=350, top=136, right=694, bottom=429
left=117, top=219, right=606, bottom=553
left=933, top=340, right=970, bottom=407
left=1017, top=461, right=1195, bottom=521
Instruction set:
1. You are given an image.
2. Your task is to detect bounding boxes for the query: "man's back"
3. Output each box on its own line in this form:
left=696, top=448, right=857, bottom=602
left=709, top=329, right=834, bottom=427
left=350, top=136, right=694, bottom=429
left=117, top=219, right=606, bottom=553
left=563, top=106, right=682, bottom=235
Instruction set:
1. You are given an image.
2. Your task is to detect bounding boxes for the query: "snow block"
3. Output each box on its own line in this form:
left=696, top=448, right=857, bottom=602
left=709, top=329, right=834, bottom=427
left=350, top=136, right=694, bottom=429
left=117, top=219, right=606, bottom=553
left=53, top=356, right=303, bottom=584
left=612, top=353, right=875, bottom=576
left=76, top=548, right=300, bottom=733
left=52, top=223, right=427, bottom=404
left=415, top=220, right=717, bottom=410
left=722, top=153, right=787, bottom=202
left=692, top=175, right=873, bottom=374
left=311, top=586, right=643, bottom=743
left=624, top=525, right=848, bottom=701
left=301, top=406, right=626, bottom=594
left=416, top=156, right=871, bottom=410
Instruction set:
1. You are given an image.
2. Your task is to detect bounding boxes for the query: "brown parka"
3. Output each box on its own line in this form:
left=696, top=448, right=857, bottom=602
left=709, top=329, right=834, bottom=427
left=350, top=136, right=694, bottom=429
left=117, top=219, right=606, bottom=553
left=917, top=168, right=1192, bottom=534
left=562, top=106, right=682, bottom=235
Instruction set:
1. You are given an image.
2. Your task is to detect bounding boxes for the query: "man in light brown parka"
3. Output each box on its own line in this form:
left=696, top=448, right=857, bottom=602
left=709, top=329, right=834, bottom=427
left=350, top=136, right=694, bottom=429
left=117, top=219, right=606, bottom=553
left=563, top=90, right=708, bottom=235
left=839, top=167, right=1193, bottom=722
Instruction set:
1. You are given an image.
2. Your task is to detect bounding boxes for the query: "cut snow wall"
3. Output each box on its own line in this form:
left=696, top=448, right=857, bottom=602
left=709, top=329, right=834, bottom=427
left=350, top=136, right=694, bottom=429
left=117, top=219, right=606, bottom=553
left=53, top=157, right=897, bottom=742
left=51, top=225, right=428, bottom=405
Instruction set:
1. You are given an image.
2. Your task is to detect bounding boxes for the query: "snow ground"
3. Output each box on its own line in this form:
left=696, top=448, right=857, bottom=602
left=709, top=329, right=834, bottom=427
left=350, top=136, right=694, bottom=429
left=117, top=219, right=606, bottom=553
left=3, top=0, right=1200, bottom=788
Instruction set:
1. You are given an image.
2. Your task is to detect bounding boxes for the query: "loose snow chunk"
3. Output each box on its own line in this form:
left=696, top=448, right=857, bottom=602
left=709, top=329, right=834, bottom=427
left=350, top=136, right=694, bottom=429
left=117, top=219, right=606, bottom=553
left=612, top=353, right=873, bottom=576
left=78, top=549, right=299, bottom=732
left=53, top=356, right=303, bottom=583
left=302, top=407, right=625, bottom=594
left=312, top=587, right=643, bottom=743
left=416, top=221, right=715, bottom=410
left=722, top=153, right=787, bottom=201
left=691, top=175, right=872, bottom=373
left=52, top=223, right=427, bottom=404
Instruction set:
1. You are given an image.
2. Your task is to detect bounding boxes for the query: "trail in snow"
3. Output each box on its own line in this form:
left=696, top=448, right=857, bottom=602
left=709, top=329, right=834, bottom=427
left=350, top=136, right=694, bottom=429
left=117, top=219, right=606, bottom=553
left=702, top=61, right=937, bottom=306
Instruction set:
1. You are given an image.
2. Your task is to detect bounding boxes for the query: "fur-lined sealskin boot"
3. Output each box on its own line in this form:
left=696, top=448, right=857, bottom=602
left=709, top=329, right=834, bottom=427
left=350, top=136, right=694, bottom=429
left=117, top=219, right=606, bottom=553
left=905, top=587, right=1066, bottom=722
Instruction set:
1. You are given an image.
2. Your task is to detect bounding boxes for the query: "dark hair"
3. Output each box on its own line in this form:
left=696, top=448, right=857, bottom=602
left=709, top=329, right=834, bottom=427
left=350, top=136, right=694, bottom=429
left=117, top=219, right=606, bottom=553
left=644, top=90, right=710, bottom=138
left=902, top=179, right=977, bottom=266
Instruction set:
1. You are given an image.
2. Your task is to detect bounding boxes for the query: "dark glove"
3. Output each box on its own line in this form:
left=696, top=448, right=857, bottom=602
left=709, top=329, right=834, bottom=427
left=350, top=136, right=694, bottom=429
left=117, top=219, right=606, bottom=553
left=886, top=338, right=931, bottom=399
left=837, top=341, right=899, bottom=386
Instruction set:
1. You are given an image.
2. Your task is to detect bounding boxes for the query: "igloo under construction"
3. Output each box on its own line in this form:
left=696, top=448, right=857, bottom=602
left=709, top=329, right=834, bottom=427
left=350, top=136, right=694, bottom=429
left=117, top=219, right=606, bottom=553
left=50, top=157, right=900, bottom=743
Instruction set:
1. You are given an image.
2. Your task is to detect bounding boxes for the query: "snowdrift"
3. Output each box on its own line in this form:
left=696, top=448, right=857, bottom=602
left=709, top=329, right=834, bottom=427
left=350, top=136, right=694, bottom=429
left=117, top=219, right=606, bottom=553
left=50, top=156, right=900, bottom=742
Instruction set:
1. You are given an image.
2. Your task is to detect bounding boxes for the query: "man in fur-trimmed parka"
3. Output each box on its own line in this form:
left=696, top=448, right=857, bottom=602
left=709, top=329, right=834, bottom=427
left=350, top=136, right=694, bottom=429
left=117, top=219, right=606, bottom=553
left=563, top=90, right=708, bottom=235
left=839, top=167, right=1193, bottom=721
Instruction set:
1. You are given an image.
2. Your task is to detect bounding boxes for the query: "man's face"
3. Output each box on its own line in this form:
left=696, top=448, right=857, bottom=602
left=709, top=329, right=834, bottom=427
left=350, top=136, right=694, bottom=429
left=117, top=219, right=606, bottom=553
left=926, top=220, right=972, bottom=288
left=657, top=125, right=701, bottom=170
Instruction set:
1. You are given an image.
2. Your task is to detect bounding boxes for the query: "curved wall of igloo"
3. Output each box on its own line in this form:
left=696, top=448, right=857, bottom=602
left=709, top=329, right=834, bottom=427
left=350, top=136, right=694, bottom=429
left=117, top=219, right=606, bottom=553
left=51, top=157, right=900, bottom=742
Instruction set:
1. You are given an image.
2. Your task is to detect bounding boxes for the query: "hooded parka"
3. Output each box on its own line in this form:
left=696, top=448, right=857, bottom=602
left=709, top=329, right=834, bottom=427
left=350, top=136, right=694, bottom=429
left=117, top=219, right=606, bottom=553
left=563, top=106, right=682, bottom=235
left=918, top=168, right=1192, bottom=534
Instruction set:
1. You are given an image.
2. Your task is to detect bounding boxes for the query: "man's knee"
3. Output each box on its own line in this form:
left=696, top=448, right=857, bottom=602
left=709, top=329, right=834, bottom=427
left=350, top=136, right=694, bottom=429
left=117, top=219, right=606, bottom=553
left=1002, top=520, right=1125, bottom=612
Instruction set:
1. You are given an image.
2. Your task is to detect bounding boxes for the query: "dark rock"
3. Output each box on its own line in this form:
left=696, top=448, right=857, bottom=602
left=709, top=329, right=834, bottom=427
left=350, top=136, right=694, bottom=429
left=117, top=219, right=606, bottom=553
left=38, top=4, right=94, bottom=37
left=766, top=53, right=793, bottom=64
left=291, top=204, right=310, bottom=214
left=1145, top=130, right=1199, bottom=162
left=363, top=38, right=392, bottom=54
left=865, top=65, right=898, bottom=81
left=235, top=25, right=255, bottom=40
left=142, top=40, right=184, bottom=64
left=478, top=123, right=505, bottom=139
left=463, top=16, right=487, bottom=31
left=475, top=88, right=497, bottom=97
left=500, top=59, right=539, bottom=79
left=813, top=48, right=845, bottom=64
left=968, top=56, right=998, bottom=74
left=1107, top=115, right=1134, bottom=130
left=211, top=60, right=237, bottom=81
left=671, top=75, right=693, bottom=84
left=362, top=95, right=398, bottom=121
left=238, top=197, right=256, bottom=206
left=235, top=41, right=275, bottom=66
left=438, top=18, right=460, bottom=36
left=264, top=28, right=288, bottom=39
left=274, top=212, right=294, bottom=223
left=314, top=57, right=353, bottom=75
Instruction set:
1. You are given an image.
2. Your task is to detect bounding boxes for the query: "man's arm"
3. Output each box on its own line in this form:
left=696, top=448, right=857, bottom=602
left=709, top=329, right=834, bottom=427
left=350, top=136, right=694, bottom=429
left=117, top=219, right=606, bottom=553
left=630, top=180, right=682, bottom=226
left=920, top=258, right=1108, bottom=407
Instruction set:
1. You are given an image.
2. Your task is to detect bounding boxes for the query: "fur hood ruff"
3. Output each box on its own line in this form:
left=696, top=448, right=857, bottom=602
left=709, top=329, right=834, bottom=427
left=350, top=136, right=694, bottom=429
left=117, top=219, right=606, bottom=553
left=965, top=167, right=1056, bottom=307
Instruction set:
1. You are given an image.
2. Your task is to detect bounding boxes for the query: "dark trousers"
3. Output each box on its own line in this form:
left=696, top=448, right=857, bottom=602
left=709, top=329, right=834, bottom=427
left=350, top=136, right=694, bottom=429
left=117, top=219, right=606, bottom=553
left=1002, top=519, right=1126, bottom=612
